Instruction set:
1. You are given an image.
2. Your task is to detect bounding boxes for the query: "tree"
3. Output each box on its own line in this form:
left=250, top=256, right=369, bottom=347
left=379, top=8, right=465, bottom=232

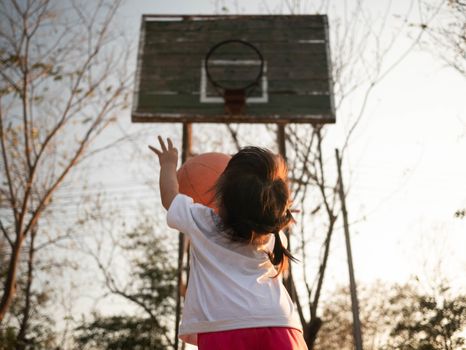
left=385, top=284, right=466, bottom=350
left=419, top=0, right=466, bottom=77
left=418, top=0, right=466, bottom=219
left=0, top=280, right=56, bottom=350
left=312, top=281, right=466, bottom=350
left=314, top=281, right=399, bottom=350
left=0, top=230, right=57, bottom=349
left=0, top=0, right=130, bottom=336
left=74, top=219, right=177, bottom=350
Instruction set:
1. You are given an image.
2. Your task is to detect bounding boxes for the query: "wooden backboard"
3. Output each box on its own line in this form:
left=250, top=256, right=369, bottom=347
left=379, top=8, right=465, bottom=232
left=132, top=15, right=336, bottom=124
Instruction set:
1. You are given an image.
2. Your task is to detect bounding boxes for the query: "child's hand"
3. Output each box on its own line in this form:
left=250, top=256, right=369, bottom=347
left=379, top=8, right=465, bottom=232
left=148, top=136, right=178, bottom=168
left=148, top=136, right=179, bottom=210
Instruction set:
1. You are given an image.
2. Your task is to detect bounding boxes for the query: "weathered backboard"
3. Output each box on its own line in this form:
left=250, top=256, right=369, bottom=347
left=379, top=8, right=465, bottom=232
left=132, top=15, right=335, bottom=124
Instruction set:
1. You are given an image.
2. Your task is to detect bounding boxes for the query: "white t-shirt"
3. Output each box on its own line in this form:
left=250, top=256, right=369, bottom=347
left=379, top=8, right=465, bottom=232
left=167, top=194, right=302, bottom=346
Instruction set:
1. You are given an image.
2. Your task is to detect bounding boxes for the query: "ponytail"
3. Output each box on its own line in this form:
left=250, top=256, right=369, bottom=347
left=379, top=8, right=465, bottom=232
left=268, top=231, right=297, bottom=276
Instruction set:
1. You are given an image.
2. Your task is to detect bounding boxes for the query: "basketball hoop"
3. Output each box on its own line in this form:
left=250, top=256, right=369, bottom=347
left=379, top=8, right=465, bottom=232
left=205, top=39, right=264, bottom=115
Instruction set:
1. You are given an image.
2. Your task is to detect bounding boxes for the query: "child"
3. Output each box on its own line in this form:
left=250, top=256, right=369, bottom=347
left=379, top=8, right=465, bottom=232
left=149, top=136, right=307, bottom=350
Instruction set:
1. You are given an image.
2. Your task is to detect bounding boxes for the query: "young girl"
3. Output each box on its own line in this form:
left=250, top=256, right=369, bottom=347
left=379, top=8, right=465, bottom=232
left=149, top=136, right=307, bottom=350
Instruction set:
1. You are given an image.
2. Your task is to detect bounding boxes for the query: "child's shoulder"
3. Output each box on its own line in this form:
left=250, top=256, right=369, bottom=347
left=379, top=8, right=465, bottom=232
left=183, top=197, right=222, bottom=235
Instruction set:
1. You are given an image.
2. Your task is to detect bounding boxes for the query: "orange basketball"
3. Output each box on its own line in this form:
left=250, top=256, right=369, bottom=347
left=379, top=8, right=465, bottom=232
left=177, top=152, right=231, bottom=210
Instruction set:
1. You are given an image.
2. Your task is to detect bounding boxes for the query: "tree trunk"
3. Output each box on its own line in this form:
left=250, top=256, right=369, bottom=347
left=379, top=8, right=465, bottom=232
left=0, top=234, right=23, bottom=323
left=17, top=227, right=37, bottom=348
left=306, top=317, right=323, bottom=349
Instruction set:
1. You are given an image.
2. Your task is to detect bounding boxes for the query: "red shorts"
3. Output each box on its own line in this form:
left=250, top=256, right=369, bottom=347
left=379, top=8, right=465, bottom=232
left=198, top=327, right=308, bottom=350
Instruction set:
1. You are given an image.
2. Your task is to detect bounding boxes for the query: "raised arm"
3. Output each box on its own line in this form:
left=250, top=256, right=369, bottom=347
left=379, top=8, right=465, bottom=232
left=148, top=136, right=179, bottom=210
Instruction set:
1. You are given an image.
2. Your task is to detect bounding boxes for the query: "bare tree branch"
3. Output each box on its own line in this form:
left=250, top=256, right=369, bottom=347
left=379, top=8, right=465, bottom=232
left=0, top=220, right=13, bottom=247
left=0, top=98, right=19, bottom=226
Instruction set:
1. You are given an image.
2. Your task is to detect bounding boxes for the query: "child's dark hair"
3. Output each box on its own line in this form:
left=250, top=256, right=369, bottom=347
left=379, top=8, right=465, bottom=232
left=214, top=146, right=297, bottom=276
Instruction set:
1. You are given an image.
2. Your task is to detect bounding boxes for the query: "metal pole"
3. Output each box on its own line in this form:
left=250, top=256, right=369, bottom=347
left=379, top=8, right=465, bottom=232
left=276, top=124, right=296, bottom=301
left=277, top=124, right=287, bottom=159
left=174, top=123, right=192, bottom=350
left=335, top=149, right=363, bottom=350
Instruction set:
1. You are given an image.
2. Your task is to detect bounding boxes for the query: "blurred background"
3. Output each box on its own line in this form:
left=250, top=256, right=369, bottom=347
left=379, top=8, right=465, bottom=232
left=0, top=0, right=465, bottom=349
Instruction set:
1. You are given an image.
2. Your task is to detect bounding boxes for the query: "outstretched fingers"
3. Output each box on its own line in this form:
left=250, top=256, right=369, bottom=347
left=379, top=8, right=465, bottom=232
left=167, top=137, right=174, bottom=150
left=149, top=136, right=177, bottom=158
left=158, top=135, right=167, bottom=152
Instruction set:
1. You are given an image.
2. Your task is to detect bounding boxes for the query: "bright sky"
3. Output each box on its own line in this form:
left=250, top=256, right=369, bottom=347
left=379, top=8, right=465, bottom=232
left=53, top=0, right=466, bottom=345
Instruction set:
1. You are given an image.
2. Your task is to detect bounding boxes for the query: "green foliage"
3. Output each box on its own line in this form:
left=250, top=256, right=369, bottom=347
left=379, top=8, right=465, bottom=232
left=314, top=281, right=466, bottom=350
left=0, top=327, right=17, bottom=350
left=386, top=289, right=466, bottom=350
left=0, top=279, right=58, bottom=350
left=75, top=314, right=166, bottom=350
left=73, top=221, right=177, bottom=350
left=455, top=209, right=465, bottom=219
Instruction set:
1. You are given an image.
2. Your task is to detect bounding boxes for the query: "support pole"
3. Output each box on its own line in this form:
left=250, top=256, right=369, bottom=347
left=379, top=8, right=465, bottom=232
left=277, top=124, right=287, bottom=159
left=277, top=124, right=295, bottom=301
left=335, top=149, right=363, bottom=350
left=181, top=123, right=192, bottom=163
left=174, top=123, right=192, bottom=350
